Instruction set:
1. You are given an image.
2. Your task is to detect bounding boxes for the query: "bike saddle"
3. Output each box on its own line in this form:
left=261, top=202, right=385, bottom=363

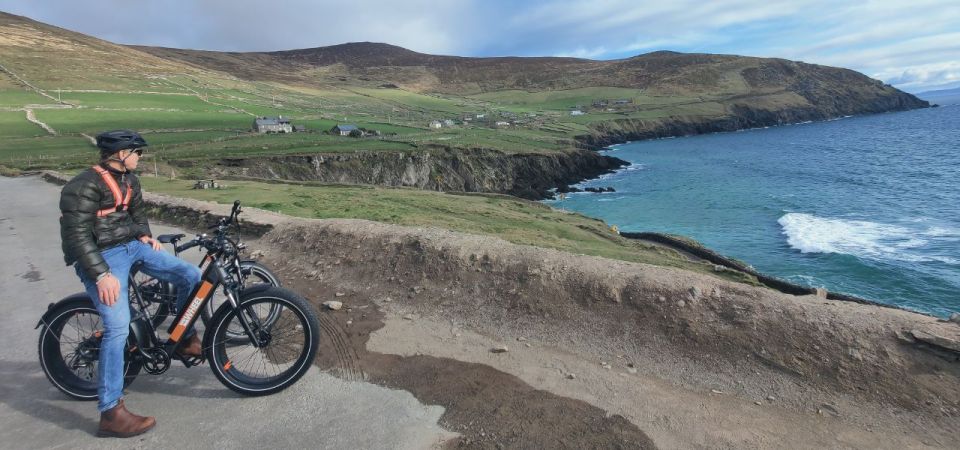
left=156, top=233, right=186, bottom=244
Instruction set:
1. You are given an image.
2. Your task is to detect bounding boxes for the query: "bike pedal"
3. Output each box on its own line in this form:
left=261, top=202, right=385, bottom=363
left=173, top=353, right=205, bottom=367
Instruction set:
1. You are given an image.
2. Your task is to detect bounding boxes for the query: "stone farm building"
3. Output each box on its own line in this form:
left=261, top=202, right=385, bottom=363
left=332, top=124, right=359, bottom=136
left=253, top=116, right=292, bottom=133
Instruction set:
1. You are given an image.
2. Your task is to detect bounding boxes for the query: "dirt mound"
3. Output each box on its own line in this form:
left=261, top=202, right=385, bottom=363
left=281, top=277, right=656, bottom=449
left=254, top=219, right=959, bottom=441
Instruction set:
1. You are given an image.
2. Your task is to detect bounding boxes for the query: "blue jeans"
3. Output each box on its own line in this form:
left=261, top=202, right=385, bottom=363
left=74, top=240, right=202, bottom=412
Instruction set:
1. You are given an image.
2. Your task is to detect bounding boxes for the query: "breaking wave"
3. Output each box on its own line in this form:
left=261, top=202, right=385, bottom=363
left=778, top=213, right=958, bottom=265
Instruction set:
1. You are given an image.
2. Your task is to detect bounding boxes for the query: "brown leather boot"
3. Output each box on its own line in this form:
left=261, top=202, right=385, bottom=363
left=97, top=399, right=156, bottom=438
left=176, top=333, right=202, bottom=358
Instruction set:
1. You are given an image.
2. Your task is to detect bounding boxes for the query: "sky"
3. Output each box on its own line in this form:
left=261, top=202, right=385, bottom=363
left=2, top=0, right=958, bottom=92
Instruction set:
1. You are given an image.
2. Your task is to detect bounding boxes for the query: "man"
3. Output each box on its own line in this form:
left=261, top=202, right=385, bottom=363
left=59, top=130, right=202, bottom=438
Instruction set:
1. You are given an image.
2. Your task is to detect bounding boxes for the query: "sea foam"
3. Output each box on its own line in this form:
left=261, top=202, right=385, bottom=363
left=778, top=213, right=957, bottom=264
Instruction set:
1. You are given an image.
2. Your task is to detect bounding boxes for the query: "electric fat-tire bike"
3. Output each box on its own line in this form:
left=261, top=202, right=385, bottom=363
left=37, top=201, right=320, bottom=398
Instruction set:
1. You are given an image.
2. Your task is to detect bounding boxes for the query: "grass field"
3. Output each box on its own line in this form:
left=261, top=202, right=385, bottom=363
left=144, top=130, right=244, bottom=146
left=0, top=69, right=743, bottom=171
left=34, top=108, right=254, bottom=134
left=0, top=81, right=742, bottom=170
left=469, top=87, right=647, bottom=111
left=0, top=111, right=45, bottom=138
left=0, top=51, right=756, bottom=168
left=140, top=176, right=755, bottom=284
left=0, top=88, right=56, bottom=107
left=58, top=92, right=222, bottom=111
left=0, top=136, right=93, bottom=168
left=156, top=134, right=415, bottom=162
left=348, top=87, right=469, bottom=113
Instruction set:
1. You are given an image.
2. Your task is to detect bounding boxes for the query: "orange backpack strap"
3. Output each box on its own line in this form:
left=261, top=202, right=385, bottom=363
left=92, top=165, right=131, bottom=217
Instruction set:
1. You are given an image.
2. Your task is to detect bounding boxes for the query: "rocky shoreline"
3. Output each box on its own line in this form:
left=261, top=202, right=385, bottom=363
left=187, top=145, right=628, bottom=201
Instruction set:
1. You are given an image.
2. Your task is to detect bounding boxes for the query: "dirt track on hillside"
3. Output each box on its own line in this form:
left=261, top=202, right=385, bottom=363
left=274, top=263, right=656, bottom=449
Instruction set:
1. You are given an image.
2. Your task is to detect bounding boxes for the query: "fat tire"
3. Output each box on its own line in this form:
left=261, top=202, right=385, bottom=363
left=203, top=286, right=319, bottom=396
left=37, top=297, right=142, bottom=400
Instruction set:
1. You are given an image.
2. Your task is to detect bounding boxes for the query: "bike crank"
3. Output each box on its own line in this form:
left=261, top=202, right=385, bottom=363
left=142, top=347, right=171, bottom=375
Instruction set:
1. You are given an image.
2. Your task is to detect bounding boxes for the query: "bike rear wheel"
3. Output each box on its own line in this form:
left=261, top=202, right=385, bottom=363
left=38, top=298, right=141, bottom=400
left=130, top=269, right=174, bottom=328
left=204, top=286, right=319, bottom=396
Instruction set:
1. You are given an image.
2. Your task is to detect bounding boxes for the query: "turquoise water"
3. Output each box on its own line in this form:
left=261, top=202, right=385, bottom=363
left=548, top=106, right=960, bottom=317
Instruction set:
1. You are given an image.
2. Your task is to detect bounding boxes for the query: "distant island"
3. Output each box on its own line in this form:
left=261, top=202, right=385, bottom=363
left=917, top=86, right=960, bottom=105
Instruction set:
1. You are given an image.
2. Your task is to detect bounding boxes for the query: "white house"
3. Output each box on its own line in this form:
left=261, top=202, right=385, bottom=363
left=429, top=120, right=443, bottom=129
left=332, top=124, right=359, bottom=136
left=253, top=116, right=293, bottom=133
left=570, top=110, right=585, bottom=116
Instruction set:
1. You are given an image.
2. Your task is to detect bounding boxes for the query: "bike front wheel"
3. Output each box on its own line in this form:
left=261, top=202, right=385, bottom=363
left=204, top=286, right=319, bottom=396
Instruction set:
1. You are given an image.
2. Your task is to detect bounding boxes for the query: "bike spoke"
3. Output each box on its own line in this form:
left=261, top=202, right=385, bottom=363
left=212, top=300, right=309, bottom=381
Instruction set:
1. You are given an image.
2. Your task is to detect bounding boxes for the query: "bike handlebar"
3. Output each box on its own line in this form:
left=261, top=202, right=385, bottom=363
left=177, top=200, right=244, bottom=254
left=174, top=239, right=201, bottom=253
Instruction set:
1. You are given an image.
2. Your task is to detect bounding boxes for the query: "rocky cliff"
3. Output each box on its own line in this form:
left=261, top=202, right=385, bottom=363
left=197, top=146, right=627, bottom=200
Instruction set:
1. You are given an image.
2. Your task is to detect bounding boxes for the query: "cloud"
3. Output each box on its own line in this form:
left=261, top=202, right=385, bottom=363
left=1, top=0, right=957, bottom=90
left=0, top=0, right=479, bottom=53
left=875, top=61, right=960, bottom=91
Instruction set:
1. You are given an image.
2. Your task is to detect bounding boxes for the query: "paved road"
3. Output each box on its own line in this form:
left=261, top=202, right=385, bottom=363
left=0, top=175, right=453, bottom=449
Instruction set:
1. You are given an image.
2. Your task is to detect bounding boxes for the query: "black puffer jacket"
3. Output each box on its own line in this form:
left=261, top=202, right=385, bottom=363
left=59, top=164, right=152, bottom=280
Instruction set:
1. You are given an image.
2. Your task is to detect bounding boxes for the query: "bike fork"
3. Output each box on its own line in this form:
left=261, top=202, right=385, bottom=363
left=225, top=288, right=266, bottom=348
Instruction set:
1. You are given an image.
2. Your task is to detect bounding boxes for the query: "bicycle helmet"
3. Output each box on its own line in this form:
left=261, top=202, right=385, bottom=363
left=95, top=129, right=148, bottom=157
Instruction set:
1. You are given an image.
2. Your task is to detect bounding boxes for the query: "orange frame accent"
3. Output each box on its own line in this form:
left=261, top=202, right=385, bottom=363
left=169, top=281, right=214, bottom=342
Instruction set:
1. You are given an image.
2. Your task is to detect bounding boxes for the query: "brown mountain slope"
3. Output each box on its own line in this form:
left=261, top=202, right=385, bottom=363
left=0, top=12, right=211, bottom=91
left=133, top=41, right=925, bottom=111
left=1, top=9, right=925, bottom=119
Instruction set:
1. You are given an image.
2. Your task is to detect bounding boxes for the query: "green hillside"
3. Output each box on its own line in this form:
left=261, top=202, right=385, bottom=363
left=0, top=12, right=926, bottom=173
left=140, top=176, right=757, bottom=285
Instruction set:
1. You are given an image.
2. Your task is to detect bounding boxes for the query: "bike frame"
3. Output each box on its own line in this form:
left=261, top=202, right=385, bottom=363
left=127, top=247, right=264, bottom=368
left=165, top=255, right=224, bottom=346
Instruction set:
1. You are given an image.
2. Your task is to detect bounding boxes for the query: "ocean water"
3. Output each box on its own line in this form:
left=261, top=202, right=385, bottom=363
left=547, top=105, right=960, bottom=317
